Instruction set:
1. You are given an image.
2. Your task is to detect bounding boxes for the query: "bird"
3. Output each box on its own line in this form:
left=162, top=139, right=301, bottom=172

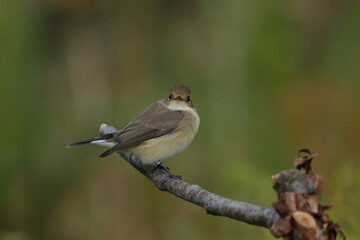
left=67, top=84, right=200, bottom=177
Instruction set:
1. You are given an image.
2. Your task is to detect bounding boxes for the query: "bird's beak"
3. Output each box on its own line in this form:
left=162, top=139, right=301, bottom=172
left=175, top=96, right=183, bottom=101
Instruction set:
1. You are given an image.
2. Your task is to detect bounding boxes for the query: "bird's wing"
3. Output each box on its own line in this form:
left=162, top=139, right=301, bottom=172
left=99, top=101, right=184, bottom=157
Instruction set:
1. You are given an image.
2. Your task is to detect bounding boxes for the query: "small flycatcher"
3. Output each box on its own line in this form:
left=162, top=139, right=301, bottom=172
left=67, top=84, right=200, bottom=176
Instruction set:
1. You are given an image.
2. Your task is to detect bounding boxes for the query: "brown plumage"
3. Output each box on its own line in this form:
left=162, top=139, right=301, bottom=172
left=67, top=84, right=200, bottom=164
left=98, top=101, right=185, bottom=157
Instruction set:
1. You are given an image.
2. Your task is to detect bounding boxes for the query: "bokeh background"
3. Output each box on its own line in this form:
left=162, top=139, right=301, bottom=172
left=1, top=0, right=359, bottom=239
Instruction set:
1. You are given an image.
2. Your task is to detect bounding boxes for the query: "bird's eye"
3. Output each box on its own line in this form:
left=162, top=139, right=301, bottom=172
left=168, top=94, right=173, bottom=100
left=186, top=96, right=191, bottom=103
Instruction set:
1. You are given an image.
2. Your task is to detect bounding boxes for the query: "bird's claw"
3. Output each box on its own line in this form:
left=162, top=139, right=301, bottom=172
left=157, top=162, right=182, bottom=180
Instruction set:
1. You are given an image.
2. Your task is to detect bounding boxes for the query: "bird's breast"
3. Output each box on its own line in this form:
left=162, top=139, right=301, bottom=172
left=127, top=110, right=199, bottom=164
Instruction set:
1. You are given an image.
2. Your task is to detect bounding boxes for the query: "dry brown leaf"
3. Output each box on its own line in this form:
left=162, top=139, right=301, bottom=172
left=270, top=215, right=292, bottom=238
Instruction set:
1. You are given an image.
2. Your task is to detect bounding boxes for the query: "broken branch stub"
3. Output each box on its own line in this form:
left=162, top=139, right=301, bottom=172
left=270, top=149, right=345, bottom=240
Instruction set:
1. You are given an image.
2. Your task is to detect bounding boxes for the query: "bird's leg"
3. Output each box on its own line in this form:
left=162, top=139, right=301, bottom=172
left=157, top=162, right=182, bottom=180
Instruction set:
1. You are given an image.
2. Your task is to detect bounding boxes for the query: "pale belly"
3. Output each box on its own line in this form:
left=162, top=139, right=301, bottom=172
left=126, top=127, right=196, bottom=164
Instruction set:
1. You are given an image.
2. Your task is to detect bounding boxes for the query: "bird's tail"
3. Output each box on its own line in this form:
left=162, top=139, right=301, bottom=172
left=66, top=133, right=114, bottom=148
left=66, top=138, right=98, bottom=148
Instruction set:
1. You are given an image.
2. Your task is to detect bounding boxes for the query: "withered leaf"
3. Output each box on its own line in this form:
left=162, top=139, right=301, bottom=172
left=273, top=193, right=297, bottom=216
left=270, top=215, right=292, bottom=238
left=294, top=148, right=318, bottom=173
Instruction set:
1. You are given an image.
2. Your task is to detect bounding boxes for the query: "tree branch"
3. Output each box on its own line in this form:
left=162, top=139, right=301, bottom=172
left=94, top=124, right=345, bottom=239
left=99, top=124, right=280, bottom=228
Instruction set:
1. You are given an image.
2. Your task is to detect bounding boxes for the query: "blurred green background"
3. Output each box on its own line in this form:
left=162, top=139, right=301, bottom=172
left=1, top=0, right=359, bottom=239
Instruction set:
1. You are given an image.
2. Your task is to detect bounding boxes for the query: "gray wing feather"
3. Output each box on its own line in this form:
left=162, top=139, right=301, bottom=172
left=99, top=101, right=184, bottom=157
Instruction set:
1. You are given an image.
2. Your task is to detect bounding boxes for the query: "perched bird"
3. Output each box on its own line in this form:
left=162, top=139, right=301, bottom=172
left=67, top=84, right=200, bottom=176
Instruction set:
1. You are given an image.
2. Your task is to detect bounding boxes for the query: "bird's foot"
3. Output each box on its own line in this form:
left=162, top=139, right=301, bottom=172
left=157, top=162, right=182, bottom=180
